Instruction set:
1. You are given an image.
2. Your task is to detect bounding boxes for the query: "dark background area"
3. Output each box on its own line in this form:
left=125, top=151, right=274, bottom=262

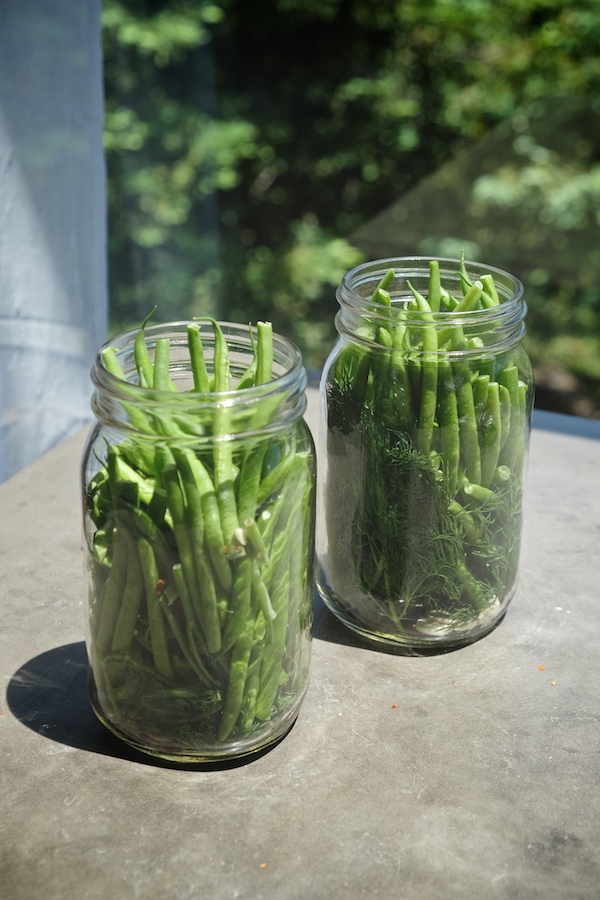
left=102, top=0, right=600, bottom=418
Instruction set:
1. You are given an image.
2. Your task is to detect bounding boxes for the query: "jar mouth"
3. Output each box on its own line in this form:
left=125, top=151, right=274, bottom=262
left=338, top=256, right=525, bottom=318
left=336, top=256, right=527, bottom=355
left=93, top=320, right=305, bottom=401
left=90, top=320, right=307, bottom=437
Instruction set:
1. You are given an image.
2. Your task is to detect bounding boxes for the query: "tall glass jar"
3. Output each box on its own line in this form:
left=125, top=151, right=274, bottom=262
left=316, top=257, right=534, bottom=650
left=81, top=321, right=315, bottom=762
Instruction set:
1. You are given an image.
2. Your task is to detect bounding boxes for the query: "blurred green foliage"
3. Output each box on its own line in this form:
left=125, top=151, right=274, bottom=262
left=103, top=0, right=600, bottom=408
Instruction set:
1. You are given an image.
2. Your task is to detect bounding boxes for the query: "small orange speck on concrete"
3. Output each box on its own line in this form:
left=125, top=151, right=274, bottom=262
left=391, top=704, right=397, bottom=709
left=538, top=665, right=545, bottom=670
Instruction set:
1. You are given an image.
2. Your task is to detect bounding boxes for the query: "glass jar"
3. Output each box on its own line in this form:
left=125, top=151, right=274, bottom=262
left=81, top=321, right=315, bottom=762
left=316, top=257, right=533, bottom=650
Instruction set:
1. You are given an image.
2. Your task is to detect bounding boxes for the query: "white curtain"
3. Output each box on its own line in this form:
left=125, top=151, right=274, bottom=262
left=0, top=0, right=107, bottom=483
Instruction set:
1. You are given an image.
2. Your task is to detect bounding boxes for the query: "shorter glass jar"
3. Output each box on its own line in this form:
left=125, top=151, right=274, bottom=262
left=316, top=257, right=534, bottom=650
left=81, top=321, right=315, bottom=762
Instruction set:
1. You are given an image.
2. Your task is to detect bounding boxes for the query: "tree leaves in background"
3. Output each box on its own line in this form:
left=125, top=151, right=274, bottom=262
left=103, top=0, right=600, bottom=399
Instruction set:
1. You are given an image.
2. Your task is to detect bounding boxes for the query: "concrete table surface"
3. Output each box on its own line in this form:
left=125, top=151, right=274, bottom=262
left=2, top=389, right=600, bottom=900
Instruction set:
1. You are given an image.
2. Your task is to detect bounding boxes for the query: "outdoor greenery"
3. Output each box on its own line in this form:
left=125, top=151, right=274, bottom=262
left=102, top=0, right=600, bottom=411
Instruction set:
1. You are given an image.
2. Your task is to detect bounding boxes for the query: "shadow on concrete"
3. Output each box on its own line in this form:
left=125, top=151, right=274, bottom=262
left=6, top=641, right=293, bottom=771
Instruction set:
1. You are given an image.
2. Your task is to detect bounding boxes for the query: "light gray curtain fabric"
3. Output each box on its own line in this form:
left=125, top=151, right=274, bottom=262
left=0, top=0, right=107, bottom=483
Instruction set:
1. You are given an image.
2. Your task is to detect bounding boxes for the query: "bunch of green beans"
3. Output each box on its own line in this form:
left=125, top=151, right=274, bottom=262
left=324, top=255, right=531, bottom=639
left=85, top=318, right=314, bottom=757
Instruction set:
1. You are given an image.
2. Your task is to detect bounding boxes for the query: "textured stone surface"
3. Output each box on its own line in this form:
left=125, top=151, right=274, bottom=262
left=2, top=398, right=600, bottom=900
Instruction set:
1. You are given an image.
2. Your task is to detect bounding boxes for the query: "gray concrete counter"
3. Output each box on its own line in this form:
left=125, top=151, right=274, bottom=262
left=2, top=392, right=600, bottom=899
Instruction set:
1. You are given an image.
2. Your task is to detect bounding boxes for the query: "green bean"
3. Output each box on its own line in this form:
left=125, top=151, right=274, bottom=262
left=256, top=441, right=297, bottom=506
left=407, top=282, right=438, bottom=457
left=437, top=359, right=460, bottom=498
left=479, top=381, right=502, bottom=487
left=237, top=442, right=266, bottom=523
left=473, top=374, right=490, bottom=428
left=239, top=517, right=269, bottom=564
left=453, top=360, right=482, bottom=484
left=217, top=616, right=254, bottom=741
left=480, top=274, right=500, bottom=306
left=236, top=357, right=258, bottom=389
left=449, top=499, right=481, bottom=544
left=195, top=318, right=242, bottom=556
left=186, top=323, right=211, bottom=393
left=498, top=365, right=522, bottom=470
left=172, top=562, right=202, bottom=642
left=157, top=583, right=214, bottom=687
left=390, top=320, right=413, bottom=427
left=428, top=260, right=442, bottom=312
left=458, top=250, right=470, bottom=293
left=110, top=528, right=144, bottom=654
left=254, top=537, right=293, bottom=722
left=100, top=348, right=155, bottom=460
left=492, top=465, right=511, bottom=486
left=173, top=448, right=232, bottom=591
left=457, top=252, right=494, bottom=310
left=259, top=454, right=309, bottom=550
left=372, top=287, right=391, bottom=307
left=348, top=346, right=372, bottom=412
left=171, top=564, right=218, bottom=684
left=137, top=536, right=173, bottom=679
left=220, top=556, right=253, bottom=653
left=134, top=307, right=157, bottom=387
left=439, top=290, right=459, bottom=312
left=110, top=453, right=156, bottom=505
left=237, top=327, right=258, bottom=388
left=511, top=381, right=529, bottom=474
left=256, top=321, right=274, bottom=386
left=163, top=463, right=222, bottom=654
left=252, top=557, right=277, bottom=624
left=95, top=526, right=129, bottom=655
left=499, top=384, right=512, bottom=450
left=461, top=480, right=495, bottom=504
left=238, top=651, right=262, bottom=731
left=162, top=464, right=200, bottom=599
left=371, top=268, right=395, bottom=300
left=101, top=345, right=127, bottom=382
left=453, top=280, right=483, bottom=314
left=373, top=324, right=393, bottom=406
left=153, top=338, right=171, bottom=391
left=254, top=465, right=310, bottom=721
left=436, top=281, right=483, bottom=353
left=113, top=505, right=174, bottom=577
left=456, top=559, right=487, bottom=611
left=237, top=321, right=277, bottom=525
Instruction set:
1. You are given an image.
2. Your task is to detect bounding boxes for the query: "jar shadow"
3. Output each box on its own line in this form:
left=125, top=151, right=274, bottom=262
left=311, top=590, right=505, bottom=657
left=6, top=642, right=291, bottom=770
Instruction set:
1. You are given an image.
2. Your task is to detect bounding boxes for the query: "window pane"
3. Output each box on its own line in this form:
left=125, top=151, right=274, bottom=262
left=104, top=0, right=600, bottom=418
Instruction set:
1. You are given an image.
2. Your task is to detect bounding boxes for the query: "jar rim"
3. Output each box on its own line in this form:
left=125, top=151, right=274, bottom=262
left=89, top=320, right=308, bottom=439
left=338, top=255, right=525, bottom=319
left=91, top=320, right=306, bottom=408
left=335, top=256, right=527, bottom=357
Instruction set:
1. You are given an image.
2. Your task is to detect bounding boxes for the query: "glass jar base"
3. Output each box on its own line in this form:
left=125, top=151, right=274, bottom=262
left=89, top=691, right=304, bottom=765
left=316, top=572, right=510, bottom=653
